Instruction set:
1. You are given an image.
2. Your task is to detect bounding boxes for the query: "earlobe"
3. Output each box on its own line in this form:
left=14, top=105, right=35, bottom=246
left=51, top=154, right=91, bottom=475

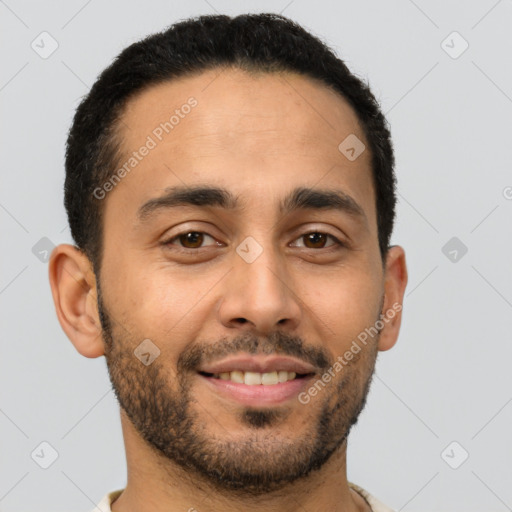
left=377, top=245, right=408, bottom=352
left=48, top=244, right=105, bottom=358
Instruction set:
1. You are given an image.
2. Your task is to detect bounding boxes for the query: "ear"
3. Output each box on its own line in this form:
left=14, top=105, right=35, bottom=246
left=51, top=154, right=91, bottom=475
left=48, top=244, right=105, bottom=358
left=377, top=245, right=408, bottom=352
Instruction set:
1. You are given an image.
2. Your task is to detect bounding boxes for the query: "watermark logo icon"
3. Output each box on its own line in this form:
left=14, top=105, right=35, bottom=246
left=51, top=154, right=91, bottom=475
left=31, top=441, right=59, bottom=469
left=134, top=339, right=161, bottom=365
left=32, top=237, right=55, bottom=263
left=442, top=237, right=468, bottom=263
left=338, top=134, right=365, bottom=161
left=31, top=32, right=59, bottom=59
left=441, top=441, right=469, bottom=469
left=236, top=236, right=264, bottom=264
left=441, top=31, right=469, bottom=59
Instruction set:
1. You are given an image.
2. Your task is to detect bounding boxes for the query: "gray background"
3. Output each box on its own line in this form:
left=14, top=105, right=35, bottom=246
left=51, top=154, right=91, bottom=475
left=1, top=0, right=511, bottom=510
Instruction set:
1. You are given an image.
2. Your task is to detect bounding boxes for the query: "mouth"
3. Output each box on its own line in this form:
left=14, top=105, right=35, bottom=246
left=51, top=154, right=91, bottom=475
left=196, top=355, right=317, bottom=406
left=198, top=370, right=311, bottom=385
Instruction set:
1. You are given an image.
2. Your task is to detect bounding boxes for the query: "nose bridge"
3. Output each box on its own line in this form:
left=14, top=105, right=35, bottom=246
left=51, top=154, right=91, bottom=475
left=218, top=236, right=301, bottom=333
left=240, top=242, right=285, bottom=300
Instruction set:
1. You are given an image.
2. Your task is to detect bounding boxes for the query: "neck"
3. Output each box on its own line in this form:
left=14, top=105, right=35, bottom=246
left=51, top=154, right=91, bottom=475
left=111, top=410, right=370, bottom=512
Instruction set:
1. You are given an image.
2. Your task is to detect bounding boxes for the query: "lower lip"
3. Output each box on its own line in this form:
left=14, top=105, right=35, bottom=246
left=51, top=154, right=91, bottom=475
left=199, top=374, right=313, bottom=406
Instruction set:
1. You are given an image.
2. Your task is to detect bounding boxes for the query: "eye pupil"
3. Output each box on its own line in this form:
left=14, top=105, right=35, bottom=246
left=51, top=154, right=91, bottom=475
left=305, top=232, right=326, bottom=248
left=180, top=231, right=204, bottom=248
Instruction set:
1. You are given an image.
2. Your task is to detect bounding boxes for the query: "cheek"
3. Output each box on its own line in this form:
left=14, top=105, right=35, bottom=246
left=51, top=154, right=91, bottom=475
left=302, top=269, right=382, bottom=353
left=108, top=262, right=218, bottom=346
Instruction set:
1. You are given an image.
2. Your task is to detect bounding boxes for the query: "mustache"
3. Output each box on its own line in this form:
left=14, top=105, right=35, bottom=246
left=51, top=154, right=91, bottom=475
left=178, top=331, right=332, bottom=373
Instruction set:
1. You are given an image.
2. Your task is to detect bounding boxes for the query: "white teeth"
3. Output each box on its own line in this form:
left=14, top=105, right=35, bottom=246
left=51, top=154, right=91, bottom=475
left=230, top=370, right=244, bottom=383
left=244, top=371, right=262, bottom=385
left=261, top=371, right=278, bottom=385
left=211, top=370, right=300, bottom=384
left=278, top=370, right=288, bottom=383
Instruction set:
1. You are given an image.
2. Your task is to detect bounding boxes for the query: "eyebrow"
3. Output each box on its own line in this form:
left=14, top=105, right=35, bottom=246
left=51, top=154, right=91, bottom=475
left=137, top=184, right=367, bottom=225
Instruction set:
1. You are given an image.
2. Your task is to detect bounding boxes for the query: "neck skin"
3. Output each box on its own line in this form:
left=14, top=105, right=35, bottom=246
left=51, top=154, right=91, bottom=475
left=111, top=410, right=371, bottom=512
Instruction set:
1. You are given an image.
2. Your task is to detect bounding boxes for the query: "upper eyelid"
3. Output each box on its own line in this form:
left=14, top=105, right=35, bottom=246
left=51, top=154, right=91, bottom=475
left=164, top=231, right=219, bottom=247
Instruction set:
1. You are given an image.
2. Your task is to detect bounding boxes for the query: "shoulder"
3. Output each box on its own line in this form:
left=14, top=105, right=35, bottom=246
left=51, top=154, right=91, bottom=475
left=349, top=482, right=396, bottom=512
left=90, top=489, right=124, bottom=512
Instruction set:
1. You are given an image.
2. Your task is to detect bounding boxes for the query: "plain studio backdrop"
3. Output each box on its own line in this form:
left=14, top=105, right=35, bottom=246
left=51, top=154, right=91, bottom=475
left=1, top=1, right=511, bottom=511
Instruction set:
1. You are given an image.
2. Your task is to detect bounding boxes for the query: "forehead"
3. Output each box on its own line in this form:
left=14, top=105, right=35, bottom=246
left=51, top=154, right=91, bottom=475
left=119, top=68, right=366, bottom=159
left=104, top=67, right=375, bottom=230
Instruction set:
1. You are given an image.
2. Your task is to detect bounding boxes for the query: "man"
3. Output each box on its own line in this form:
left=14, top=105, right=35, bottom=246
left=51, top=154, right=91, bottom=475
left=49, top=13, right=407, bottom=512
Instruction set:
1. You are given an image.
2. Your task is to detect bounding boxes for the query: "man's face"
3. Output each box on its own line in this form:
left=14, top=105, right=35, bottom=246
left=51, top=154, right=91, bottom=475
left=98, top=68, right=386, bottom=494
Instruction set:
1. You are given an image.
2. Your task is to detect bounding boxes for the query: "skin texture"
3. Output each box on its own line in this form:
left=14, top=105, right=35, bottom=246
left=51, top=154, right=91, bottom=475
left=49, top=68, right=408, bottom=512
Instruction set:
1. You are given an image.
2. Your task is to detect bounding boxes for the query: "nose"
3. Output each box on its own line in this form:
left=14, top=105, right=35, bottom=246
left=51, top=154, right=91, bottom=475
left=217, top=244, right=302, bottom=336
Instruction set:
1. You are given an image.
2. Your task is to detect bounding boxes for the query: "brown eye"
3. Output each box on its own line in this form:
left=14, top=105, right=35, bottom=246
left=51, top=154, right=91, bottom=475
left=291, top=232, right=341, bottom=249
left=163, top=231, right=218, bottom=249
left=161, top=230, right=223, bottom=256
left=177, top=231, right=205, bottom=248
left=303, top=232, right=328, bottom=248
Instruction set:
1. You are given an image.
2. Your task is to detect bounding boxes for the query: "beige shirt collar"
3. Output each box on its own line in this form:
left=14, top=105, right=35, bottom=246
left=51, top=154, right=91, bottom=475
left=91, top=483, right=395, bottom=512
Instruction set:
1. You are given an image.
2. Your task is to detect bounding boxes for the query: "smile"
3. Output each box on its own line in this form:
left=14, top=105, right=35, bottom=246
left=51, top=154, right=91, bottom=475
left=199, top=370, right=309, bottom=385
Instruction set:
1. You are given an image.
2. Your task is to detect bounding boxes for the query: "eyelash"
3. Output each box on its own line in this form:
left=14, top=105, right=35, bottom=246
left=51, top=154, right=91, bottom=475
left=161, top=230, right=346, bottom=252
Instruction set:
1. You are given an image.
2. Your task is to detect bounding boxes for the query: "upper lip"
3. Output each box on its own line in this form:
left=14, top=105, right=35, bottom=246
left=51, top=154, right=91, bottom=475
left=198, top=355, right=317, bottom=375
